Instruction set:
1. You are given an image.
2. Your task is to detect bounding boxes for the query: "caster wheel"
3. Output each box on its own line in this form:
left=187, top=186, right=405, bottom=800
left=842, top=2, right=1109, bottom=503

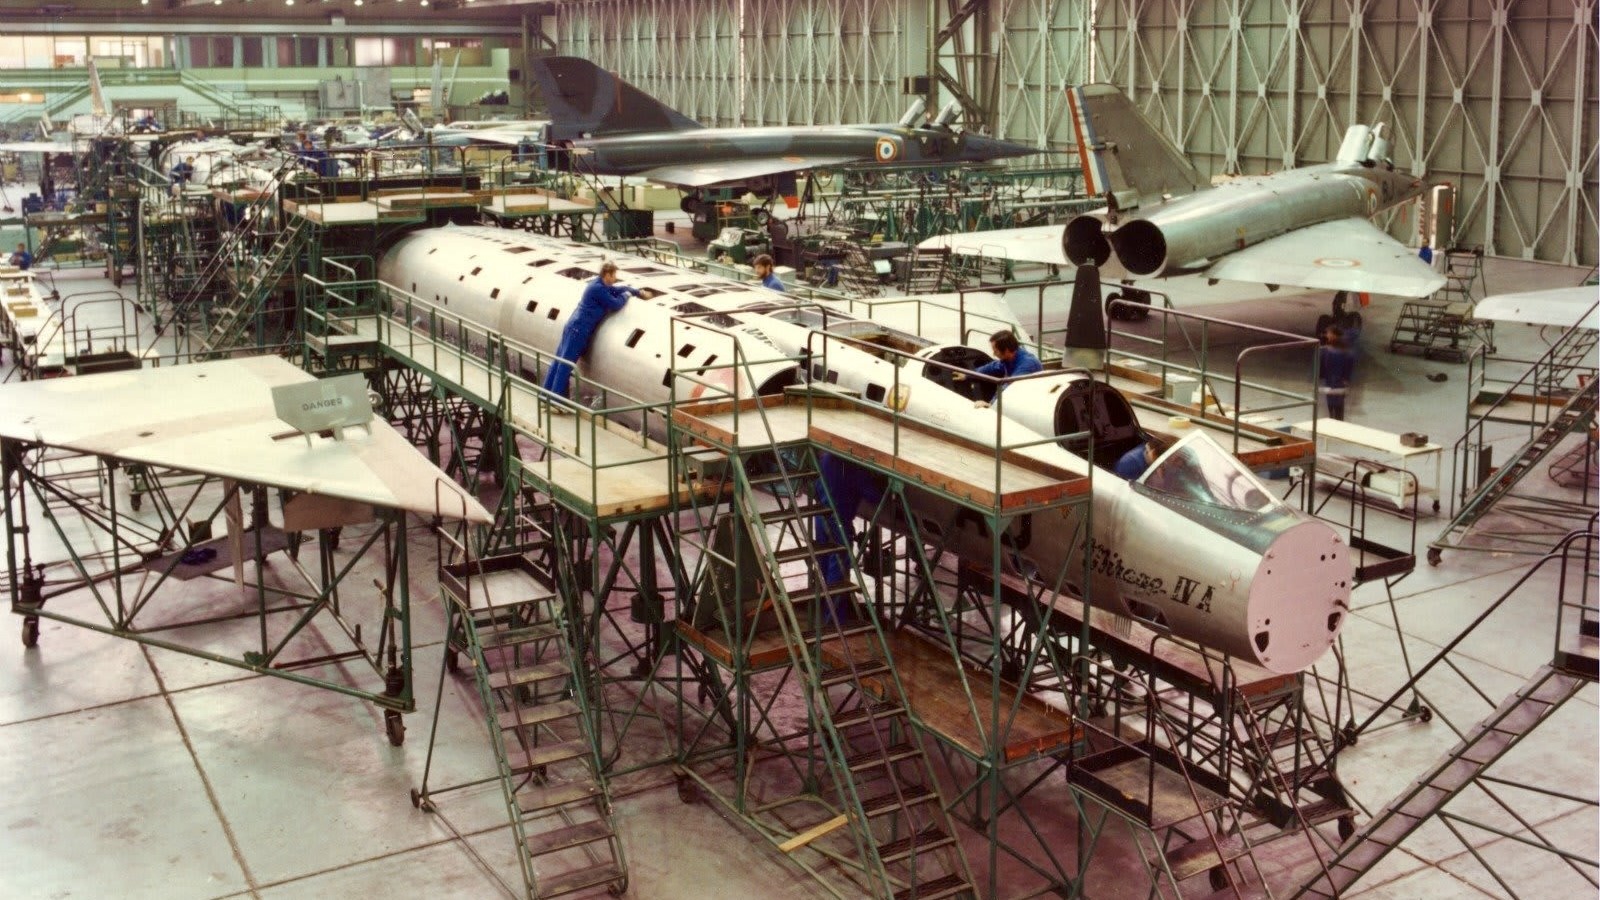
left=1418, top=706, right=1433, bottom=723
left=130, top=495, right=142, bottom=512
left=1340, top=723, right=1358, bottom=748
left=409, top=788, right=422, bottom=809
left=445, top=649, right=459, bottom=673
left=607, top=878, right=627, bottom=896
left=1432, top=499, right=1441, bottom=513
left=676, top=774, right=699, bottom=804
left=1427, top=548, right=1442, bottom=566
left=1208, top=866, right=1229, bottom=891
left=385, top=709, right=406, bottom=746
left=21, top=616, right=39, bottom=648
left=1337, top=815, right=1356, bottom=842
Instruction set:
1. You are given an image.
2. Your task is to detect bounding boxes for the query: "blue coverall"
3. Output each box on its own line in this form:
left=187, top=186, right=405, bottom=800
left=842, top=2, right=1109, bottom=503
left=1115, top=443, right=1152, bottom=480
left=814, top=453, right=884, bottom=598
left=974, top=345, right=1042, bottom=390
left=541, top=276, right=638, bottom=398
left=760, top=272, right=786, bottom=293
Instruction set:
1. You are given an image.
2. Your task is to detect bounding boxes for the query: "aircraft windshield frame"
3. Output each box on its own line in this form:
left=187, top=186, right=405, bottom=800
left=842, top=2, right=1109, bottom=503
left=1138, top=431, right=1281, bottom=513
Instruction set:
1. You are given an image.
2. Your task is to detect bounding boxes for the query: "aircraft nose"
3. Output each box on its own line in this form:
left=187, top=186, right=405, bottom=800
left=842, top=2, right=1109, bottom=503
left=1246, top=520, right=1352, bottom=673
left=963, top=133, right=1038, bottom=161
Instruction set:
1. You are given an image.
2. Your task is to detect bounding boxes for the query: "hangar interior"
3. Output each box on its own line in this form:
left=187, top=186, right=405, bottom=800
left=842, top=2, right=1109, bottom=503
left=0, top=2, right=1594, bottom=899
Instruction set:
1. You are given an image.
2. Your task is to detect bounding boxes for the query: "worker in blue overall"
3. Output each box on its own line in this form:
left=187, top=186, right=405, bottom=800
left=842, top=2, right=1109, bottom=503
left=542, top=260, right=640, bottom=401
left=958, top=329, right=1042, bottom=408
left=1114, top=433, right=1174, bottom=481
left=814, top=452, right=884, bottom=622
left=753, top=254, right=785, bottom=293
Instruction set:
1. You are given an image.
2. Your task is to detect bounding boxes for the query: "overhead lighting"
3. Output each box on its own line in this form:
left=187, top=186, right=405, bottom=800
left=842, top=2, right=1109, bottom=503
left=285, top=0, right=294, bottom=5
left=18, top=92, right=31, bottom=102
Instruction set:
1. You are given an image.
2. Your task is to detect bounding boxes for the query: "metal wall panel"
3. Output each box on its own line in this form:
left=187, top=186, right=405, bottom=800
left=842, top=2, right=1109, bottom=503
left=1093, top=0, right=1597, bottom=265
left=552, top=0, right=1593, bottom=264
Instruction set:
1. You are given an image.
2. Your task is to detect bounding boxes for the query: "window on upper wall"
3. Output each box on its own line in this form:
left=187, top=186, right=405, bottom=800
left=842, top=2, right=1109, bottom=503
left=276, top=36, right=319, bottom=67
left=241, top=37, right=264, bottom=68
left=211, top=36, right=235, bottom=68
left=186, top=37, right=213, bottom=68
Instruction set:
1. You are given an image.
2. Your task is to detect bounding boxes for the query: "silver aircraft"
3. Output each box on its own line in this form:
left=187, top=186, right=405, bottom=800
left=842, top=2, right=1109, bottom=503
left=924, top=84, right=1446, bottom=318
left=378, top=225, right=1353, bottom=674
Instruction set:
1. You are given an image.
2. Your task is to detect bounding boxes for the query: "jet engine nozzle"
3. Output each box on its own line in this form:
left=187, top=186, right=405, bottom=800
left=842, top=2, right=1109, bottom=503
left=933, top=100, right=962, bottom=128
left=1107, top=219, right=1169, bottom=276
left=898, top=96, right=928, bottom=128
left=1063, top=215, right=1111, bottom=266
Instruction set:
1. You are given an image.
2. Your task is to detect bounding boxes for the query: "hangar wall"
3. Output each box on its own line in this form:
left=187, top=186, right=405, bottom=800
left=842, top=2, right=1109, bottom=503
left=552, top=0, right=1596, bottom=267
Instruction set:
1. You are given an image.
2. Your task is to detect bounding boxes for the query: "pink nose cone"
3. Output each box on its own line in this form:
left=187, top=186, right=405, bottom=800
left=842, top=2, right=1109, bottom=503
left=1246, top=520, right=1353, bottom=673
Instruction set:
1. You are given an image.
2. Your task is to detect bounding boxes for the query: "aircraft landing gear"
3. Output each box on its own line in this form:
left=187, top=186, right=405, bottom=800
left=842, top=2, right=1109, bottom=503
left=1105, top=284, right=1152, bottom=321
left=1316, top=291, right=1364, bottom=341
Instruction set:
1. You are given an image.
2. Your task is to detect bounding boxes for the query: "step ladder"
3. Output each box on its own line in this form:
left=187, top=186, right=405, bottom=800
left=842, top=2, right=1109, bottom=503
left=1293, top=663, right=1589, bottom=899
left=166, top=158, right=298, bottom=329
left=444, top=555, right=627, bottom=899
left=1434, top=382, right=1598, bottom=556
left=901, top=246, right=950, bottom=294
left=735, top=458, right=974, bottom=900
left=196, top=215, right=311, bottom=360
left=1388, top=247, right=1492, bottom=361
left=1535, top=328, right=1599, bottom=396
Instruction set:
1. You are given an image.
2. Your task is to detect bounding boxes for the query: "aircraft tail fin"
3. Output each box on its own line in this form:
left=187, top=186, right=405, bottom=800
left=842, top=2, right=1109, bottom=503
left=87, top=57, right=107, bottom=117
left=429, top=56, right=444, bottom=119
left=1067, top=84, right=1205, bottom=206
left=532, top=56, right=703, bottom=142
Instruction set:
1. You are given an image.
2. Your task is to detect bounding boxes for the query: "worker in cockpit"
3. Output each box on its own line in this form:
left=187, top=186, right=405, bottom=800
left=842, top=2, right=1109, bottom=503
left=959, top=329, right=1042, bottom=408
left=541, top=259, right=640, bottom=404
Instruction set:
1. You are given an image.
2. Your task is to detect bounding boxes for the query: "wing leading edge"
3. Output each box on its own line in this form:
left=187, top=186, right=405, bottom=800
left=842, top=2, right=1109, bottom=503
left=1201, top=217, right=1446, bottom=297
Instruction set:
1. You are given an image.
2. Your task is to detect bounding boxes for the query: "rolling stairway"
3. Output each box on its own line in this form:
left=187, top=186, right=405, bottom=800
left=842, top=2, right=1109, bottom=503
left=734, top=453, right=974, bottom=900
left=195, top=215, right=311, bottom=360
left=444, top=555, right=627, bottom=899
left=1388, top=248, right=1492, bottom=361
left=164, top=159, right=297, bottom=336
left=1434, top=381, right=1598, bottom=558
left=1292, top=663, right=1589, bottom=899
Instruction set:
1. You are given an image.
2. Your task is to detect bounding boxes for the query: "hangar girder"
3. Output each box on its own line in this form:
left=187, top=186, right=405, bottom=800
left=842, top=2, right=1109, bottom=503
left=1091, top=0, right=1598, bottom=266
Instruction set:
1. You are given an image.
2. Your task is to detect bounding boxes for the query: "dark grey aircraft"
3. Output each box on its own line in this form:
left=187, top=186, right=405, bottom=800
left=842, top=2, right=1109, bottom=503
left=530, top=56, right=1037, bottom=205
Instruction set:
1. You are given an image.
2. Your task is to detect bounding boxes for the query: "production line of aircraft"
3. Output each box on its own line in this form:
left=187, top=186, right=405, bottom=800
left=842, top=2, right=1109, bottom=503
left=4, top=50, right=1577, bottom=683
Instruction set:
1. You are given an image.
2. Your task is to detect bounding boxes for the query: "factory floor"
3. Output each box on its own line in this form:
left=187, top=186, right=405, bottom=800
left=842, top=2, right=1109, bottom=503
left=0, top=249, right=1594, bottom=899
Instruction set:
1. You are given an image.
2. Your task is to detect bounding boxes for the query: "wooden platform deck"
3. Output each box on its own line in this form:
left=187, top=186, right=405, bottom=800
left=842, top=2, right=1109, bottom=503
left=284, top=198, right=426, bottom=225
left=824, top=629, right=1080, bottom=763
left=1469, top=391, right=1572, bottom=427
left=326, top=314, right=713, bottom=519
left=674, top=619, right=800, bottom=671
left=480, top=193, right=597, bottom=216
left=1103, top=362, right=1316, bottom=472
left=676, top=395, right=1089, bottom=511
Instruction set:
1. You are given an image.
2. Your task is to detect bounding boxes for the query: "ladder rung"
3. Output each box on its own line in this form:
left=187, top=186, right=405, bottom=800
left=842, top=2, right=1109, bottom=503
left=516, top=776, right=602, bottom=814
left=760, top=503, right=829, bottom=524
left=508, top=737, right=590, bottom=772
left=859, top=783, right=936, bottom=817
left=487, top=660, right=570, bottom=691
left=831, top=700, right=906, bottom=732
left=774, top=542, right=843, bottom=565
left=820, top=659, right=892, bottom=689
left=890, top=872, right=970, bottom=900
left=876, top=826, right=955, bottom=865
left=524, top=819, right=614, bottom=859
left=479, top=622, right=561, bottom=650
left=497, top=698, right=580, bottom=731
left=536, top=862, right=624, bottom=899
left=844, top=741, right=921, bottom=773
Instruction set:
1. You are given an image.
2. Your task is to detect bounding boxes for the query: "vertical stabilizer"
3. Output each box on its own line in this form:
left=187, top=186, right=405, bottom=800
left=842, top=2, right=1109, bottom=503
left=87, top=57, right=107, bottom=117
left=531, top=56, right=703, bottom=141
left=1066, top=84, right=1205, bottom=206
left=429, top=56, right=444, bottom=119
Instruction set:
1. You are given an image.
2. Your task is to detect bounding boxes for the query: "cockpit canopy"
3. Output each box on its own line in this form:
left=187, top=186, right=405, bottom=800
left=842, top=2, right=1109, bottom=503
left=1139, top=432, right=1279, bottom=512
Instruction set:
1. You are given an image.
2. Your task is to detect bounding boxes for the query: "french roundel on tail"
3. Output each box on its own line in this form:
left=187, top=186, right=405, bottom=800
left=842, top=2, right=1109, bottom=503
left=874, top=137, right=900, bottom=162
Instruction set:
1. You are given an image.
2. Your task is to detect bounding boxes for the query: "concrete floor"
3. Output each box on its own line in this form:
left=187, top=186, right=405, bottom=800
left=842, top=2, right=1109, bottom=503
left=0, top=245, right=1594, bottom=899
